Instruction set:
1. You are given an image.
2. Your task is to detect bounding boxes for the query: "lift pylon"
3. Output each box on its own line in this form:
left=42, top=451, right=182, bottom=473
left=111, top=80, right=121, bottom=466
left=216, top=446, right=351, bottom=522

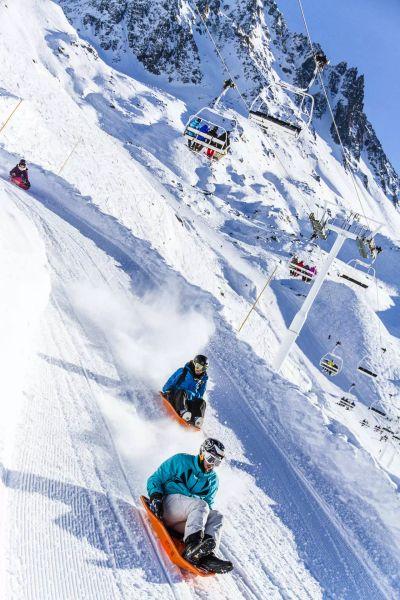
left=274, top=208, right=383, bottom=373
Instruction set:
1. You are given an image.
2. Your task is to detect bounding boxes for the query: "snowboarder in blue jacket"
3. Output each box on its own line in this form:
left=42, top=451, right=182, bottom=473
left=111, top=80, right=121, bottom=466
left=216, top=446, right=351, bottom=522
left=147, top=438, right=233, bottom=573
left=162, top=355, right=208, bottom=427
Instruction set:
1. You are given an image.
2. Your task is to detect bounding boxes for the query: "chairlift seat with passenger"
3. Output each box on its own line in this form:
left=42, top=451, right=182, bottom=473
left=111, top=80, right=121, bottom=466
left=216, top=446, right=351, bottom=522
left=320, top=342, right=343, bottom=376
left=289, top=256, right=317, bottom=283
left=320, top=356, right=342, bottom=376
left=338, top=397, right=355, bottom=410
left=183, top=107, right=236, bottom=160
left=183, top=81, right=237, bottom=161
left=338, top=383, right=356, bottom=410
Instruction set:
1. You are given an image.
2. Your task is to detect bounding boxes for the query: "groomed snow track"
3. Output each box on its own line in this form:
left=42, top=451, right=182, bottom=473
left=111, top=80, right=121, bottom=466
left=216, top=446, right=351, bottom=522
left=1, top=176, right=394, bottom=599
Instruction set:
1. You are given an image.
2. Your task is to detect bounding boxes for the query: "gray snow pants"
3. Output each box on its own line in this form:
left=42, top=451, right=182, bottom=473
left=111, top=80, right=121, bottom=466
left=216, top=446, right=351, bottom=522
left=163, top=494, right=223, bottom=551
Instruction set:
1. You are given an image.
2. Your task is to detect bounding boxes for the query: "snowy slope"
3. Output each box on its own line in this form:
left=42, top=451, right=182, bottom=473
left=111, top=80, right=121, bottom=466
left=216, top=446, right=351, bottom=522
left=1, top=1, right=400, bottom=599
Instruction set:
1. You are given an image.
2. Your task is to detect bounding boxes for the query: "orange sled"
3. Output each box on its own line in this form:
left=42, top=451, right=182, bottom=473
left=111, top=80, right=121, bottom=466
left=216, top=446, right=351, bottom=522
left=140, top=496, right=214, bottom=576
left=159, top=392, right=201, bottom=432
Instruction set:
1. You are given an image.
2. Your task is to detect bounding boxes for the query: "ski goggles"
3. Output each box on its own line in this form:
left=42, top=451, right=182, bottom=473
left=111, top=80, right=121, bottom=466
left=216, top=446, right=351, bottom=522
left=203, top=450, right=223, bottom=467
left=194, top=361, right=207, bottom=373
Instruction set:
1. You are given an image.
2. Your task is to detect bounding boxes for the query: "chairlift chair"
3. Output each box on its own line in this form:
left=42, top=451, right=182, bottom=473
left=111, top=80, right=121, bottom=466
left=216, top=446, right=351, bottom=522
left=249, top=81, right=314, bottom=138
left=339, top=259, right=375, bottom=289
left=183, top=80, right=237, bottom=160
left=357, top=355, right=378, bottom=378
left=319, top=342, right=343, bottom=376
left=338, top=397, right=355, bottom=410
left=288, top=256, right=317, bottom=283
left=183, top=110, right=231, bottom=159
left=338, top=383, right=356, bottom=410
left=369, top=405, right=386, bottom=417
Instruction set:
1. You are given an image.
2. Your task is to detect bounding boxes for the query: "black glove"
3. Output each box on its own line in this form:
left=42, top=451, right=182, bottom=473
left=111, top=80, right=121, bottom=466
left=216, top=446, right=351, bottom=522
left=149, top=493, right=164, bottom=519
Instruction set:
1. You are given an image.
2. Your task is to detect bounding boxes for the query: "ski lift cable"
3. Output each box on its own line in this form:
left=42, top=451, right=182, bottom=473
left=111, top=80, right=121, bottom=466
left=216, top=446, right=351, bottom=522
left=192, top=2, right=250, bottom=111
left=295, top=0, right=369, bottom=225
left=192, top=1, right=314, bottom=218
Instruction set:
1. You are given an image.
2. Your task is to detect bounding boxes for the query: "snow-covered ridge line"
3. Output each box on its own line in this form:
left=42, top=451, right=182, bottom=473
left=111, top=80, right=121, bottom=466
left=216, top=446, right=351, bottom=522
left=58, top=0, right=399, bottom=204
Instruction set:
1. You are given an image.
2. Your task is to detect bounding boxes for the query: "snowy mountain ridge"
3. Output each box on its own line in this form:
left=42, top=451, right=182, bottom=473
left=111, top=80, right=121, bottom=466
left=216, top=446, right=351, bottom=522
left=59, top=0, right=400, bottom=204
left=1, top=1, right=400, bottom=598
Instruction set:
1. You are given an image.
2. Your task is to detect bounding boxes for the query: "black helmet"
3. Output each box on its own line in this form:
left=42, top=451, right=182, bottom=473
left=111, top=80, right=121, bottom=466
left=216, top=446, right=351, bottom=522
left=200, top=438, right=225, bottom=466
left=19, top=159, right=26, bottom=166
left=193, top=354, right=208, bottom=369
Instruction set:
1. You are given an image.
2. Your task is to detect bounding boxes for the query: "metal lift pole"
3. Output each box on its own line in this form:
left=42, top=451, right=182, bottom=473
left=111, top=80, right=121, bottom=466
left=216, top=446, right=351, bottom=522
left=274, top=229, right=348, bottom=372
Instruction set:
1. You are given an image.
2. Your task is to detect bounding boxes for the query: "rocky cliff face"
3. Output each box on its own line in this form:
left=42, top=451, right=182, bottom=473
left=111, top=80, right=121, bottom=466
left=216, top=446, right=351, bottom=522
left=59, top=0, right=203, bottom=83
left=57, top=0, right=399, bottom=205
left=297, top=59, right=399, bottom=204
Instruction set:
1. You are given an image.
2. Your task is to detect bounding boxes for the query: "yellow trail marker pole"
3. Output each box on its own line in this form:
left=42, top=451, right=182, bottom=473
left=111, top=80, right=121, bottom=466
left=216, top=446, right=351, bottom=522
left=0, top=99, right=23, bottom=135
left=237, top=265, right=278, bottom=333
left=58, top=139, right=80, bottom=175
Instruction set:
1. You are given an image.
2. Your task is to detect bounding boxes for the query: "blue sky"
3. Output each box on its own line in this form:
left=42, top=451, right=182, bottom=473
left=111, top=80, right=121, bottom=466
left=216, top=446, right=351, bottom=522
left=276, top=0, right=400, bottom=175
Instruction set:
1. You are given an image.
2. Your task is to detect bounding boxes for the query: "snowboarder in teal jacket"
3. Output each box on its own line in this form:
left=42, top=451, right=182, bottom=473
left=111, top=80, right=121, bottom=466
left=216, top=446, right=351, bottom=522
left=147, top=452, right=218, bottom=508
left=162, top=355, right=208, bottom=428
left=147, top=438, right=233, bottom=573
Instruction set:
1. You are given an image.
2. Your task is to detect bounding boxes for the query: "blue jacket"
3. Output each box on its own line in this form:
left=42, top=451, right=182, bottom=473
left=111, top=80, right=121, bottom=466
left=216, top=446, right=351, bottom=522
left=188, top=118, right=201, bottom=137
left=162, top=362, right=208, bottom=401
left=197, top=123, right=209, bottom=142
left=147, top=453, right=219, bottom=508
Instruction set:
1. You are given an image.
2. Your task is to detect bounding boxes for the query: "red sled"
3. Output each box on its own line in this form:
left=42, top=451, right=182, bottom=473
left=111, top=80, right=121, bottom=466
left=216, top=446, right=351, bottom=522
left=140, top=495, right=214, bottom=576
left=159, top=392, right=201, bottom=432
left=10, top=176, right=30, bottom=190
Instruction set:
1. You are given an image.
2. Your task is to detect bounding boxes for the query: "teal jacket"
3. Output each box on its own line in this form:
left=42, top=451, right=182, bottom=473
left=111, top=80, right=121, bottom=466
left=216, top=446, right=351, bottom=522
left=147, top=453, right=219, bottom=508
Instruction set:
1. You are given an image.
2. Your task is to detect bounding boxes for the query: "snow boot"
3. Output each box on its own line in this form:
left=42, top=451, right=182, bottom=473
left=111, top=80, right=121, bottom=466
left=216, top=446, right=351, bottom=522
left=180, top=410, right=192, bottom=422
left=183, top=532, right=215, bottom=562
left=195, top=552, right=233, bottom=574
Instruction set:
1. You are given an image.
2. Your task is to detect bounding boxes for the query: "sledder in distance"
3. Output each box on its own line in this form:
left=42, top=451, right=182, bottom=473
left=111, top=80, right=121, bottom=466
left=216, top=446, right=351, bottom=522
left=160, top=354, right=209, bottom=429
left=143, top=438, right=233, bottom=575
left=10, top=158, right=31, bottom=190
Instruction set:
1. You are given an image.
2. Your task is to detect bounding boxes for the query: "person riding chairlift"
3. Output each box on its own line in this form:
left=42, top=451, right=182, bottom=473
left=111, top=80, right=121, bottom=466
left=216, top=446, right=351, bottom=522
left=322, top=359, right=338, bottom=375
left=206, top=125, right=219, bottom=158
left=302, top=264, right=317, bottom=283
left=295, top=259, right=305, bottom=276
left=187, top=117, right=202, bottom=149
left=192, top=122, right=210, bottom=152
left=10, top=159, right=30, bottom=190
left=314, top=51, right=329, bottom=71
left=289, top=256, right=300, bottom=277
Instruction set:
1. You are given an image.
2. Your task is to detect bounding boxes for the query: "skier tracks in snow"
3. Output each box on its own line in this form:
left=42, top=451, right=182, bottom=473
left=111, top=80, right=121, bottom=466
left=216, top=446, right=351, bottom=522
left=15, top=191, right=191, bottom=600
left=210, top=342, right=393, bottom=599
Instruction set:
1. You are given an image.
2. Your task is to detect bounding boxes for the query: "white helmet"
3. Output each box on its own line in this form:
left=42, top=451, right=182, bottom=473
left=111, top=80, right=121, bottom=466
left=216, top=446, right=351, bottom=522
left=200, top=438, right=225, bottom=466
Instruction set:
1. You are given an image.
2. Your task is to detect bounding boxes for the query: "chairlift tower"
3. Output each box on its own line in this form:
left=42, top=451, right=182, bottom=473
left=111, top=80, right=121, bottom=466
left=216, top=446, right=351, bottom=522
left=274, top=207, right=383, bottom=372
